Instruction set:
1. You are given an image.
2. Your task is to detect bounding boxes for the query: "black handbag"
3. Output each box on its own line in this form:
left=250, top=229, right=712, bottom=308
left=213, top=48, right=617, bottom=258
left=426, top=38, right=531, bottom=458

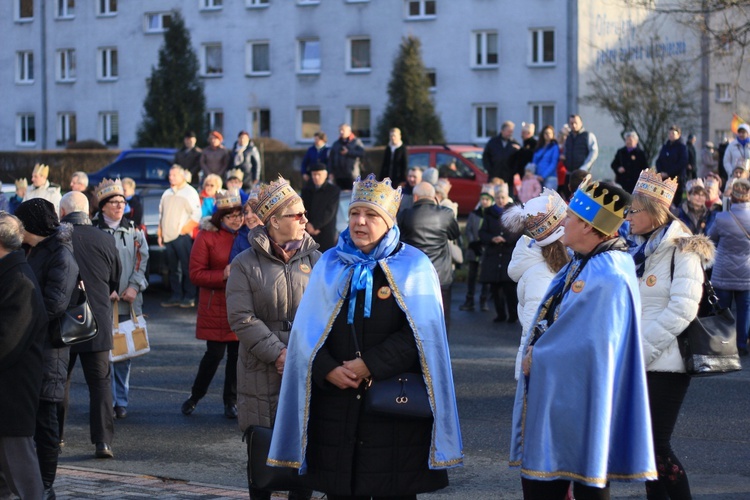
left=244, top=425, right=305, bottom=491
left=53, top=277, right=99, bottom=348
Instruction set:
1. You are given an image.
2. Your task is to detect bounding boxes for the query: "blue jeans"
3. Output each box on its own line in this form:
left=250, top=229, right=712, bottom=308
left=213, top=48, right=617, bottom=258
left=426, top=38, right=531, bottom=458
left=111, top=359, right=131, bottom=408
left=714, top=288, right=750, bottom=349
left=165, top=234, right=196, bottom=301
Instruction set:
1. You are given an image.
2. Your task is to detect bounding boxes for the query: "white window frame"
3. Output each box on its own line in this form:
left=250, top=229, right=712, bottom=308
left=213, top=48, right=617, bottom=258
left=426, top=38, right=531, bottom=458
left=16, top=51, right=34, bottom=84
left=144, top=12, right=172, bottom=33
left=348, top=106, right=371, bottom=142
left=98, top=0, right=117, bottom=16
left=17, top=113, right=36, bottom=146
left=249, top=108, right=271, bottom=138
left=201, top=0, right=223, bottom=10
left=56, top=49, right=76, bottom=82
left=529, top=28, right=555, bottom=66
left=100, top=112, right=119, bottom=146
left=201, top=43, right=223, bottom=77
left=16, top=0, right=33, bottom=22
left=297, top=39, right=321, bottom=74
left=530, top=102, right=556, bottom=130
left=55, top=0, right=75, bottom=19
left=404, top=0, right=436, bottom=20
left=471, top=30, right=498, bottom=69
left=473, top=104, right=498, bottom=142
left=347, top=37, right=372, bottom=73
left=297, top=0, right=320, bottom=5
left=206, top=109, right=224, bottom=134
left=97, top=47, right=118, bottom=81
left=246, top=40, right=271, bottom=76
left=246, top=0, right=269, bottom=7
left=347, top=0, right=370, bottom=3
left=57, top=112, right=77, bottom=146
left=715, top=83, right=733, bottom=103
left=298, top=107, right=321, bottom=142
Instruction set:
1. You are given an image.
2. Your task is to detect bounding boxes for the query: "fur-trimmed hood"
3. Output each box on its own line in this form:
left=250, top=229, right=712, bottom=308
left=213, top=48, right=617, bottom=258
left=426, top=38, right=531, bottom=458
left=55, top=222, right=74, bottom=243
left=673, top=233, right=715, bottom=268
left=199, top=215, right=218, bottom=232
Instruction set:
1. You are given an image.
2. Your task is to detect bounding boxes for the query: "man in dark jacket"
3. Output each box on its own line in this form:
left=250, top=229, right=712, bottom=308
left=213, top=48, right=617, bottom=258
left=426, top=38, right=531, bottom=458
left=379, top=127, right=408, bottom=187
left=610, top=131, right=648, bottom=194
left=509, top=122, right=537, bottom=181
left=174, top=131, right=203, bottom=188
left=564, top=114, right=599, bottom=173
left=656, top=125, right=689, bottom=206
left=58, top=192, right=121, bottom=460
left=483, top=121, right=521, bottom=184
left=398, top=182, right=460, bottom=332
left=301, top=162, right=341, bottom=252
left=329, top=123, right=365, bottom=190
left=0, top=213, right=47, bottom=500
left=228, top=130, right=261, bottom=190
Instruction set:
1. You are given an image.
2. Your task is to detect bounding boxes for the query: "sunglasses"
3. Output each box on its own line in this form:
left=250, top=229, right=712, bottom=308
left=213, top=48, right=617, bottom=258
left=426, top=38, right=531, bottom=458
left=278, top=211, right=308, bottom=221
left=624, top=207, right=644, bottom=216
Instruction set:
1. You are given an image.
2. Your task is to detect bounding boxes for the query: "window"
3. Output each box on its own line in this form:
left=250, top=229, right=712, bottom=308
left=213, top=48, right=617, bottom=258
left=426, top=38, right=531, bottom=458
left=298, top=39, right=321, bottom=74
left=98, top=47, right=118, bottom=80
left=408, top=153, right=430, bottom=170
left=474, top=104, right=498, bottom=140
left=98, top=0, right=116, bottom=15
left=436, top=153, right=473, bottom=179
left=472, top=31, right=498, bottom=68
left=246, top=0, right=269, bottom=6
left=251, top=108, right=271, bottom=138
left=347, top=38, right=371, bottom=72
left=530, top=29, right=555, bottom=65
left=57, top=113, right=77, bottom=146
left=202, top=43, right=223, bottom=76
left=16, top=51, right=34, bottom=84
left=715, top=129, right=732, bottom=144
left=715, top=83, right=732, bottom=103
left=405, top=0, right=435, bottom=19
left=298, top=0, right=320, bottom=5
left=17, top=114, right=36, bottom=146
left=145, top=12, right=172, bottom=33
left=246, top=41, right=270, bottom=76
left=56, top=0, right=74, bottom=19
left=100, top=112, right=119, bottom=146
left=426, top=69, right=436, bottom=92
left=56, top=49, right=76, bottom=82
left=530, top=103, right=555, bottom=129
left=348, top=107, right=371, bottom=141
left=206, top=110, right=224, bottom=134
left=16, top=0, right=33, bottom=21
left=201, top=0, right=223, bottom=9
left=298, top=108, right=320, bottom=141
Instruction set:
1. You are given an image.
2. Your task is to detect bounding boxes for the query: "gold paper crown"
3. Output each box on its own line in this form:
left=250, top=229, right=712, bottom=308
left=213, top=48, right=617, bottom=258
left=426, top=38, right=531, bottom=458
left=480, top=183, right=495, bottom=198
left=226, top=168, right=244, bottom=181
left=15, top=178, right=28, bottom=189
left=96, top=178, right=125, bottom=203
left=349, top=174, right=402, bottom=227
left=633, top=169, right=678, bottom=208
left=255, top=176, right=300, bottom=223
left=32, top=163, right=49, bottom=177
left=524, top=189, right=567, bottom=245
left=569, top=175, right=627, bottom=235
left=215, top=189, right=242, bottom=210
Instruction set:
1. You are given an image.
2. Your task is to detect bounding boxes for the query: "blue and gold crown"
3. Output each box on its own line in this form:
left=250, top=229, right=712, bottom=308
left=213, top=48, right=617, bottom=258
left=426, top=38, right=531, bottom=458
left=96, top=178, right=125, bottom=203
left=569, top=175, right=627, bottom=235
left=349, top=174, right=402, bottom=227
left=633, top=168, right=678, bottom=208
left=256, top=176, right=300, bottom=223
left=215, top=189, right=242, bottom=210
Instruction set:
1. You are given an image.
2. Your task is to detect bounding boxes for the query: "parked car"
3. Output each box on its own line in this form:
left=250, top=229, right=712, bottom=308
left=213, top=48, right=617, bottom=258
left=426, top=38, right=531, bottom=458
left=87, top=148, right=176, bottom=188
left=407, top=145, right=487, bottom=215
left=138, top=186, right=169, bottom=283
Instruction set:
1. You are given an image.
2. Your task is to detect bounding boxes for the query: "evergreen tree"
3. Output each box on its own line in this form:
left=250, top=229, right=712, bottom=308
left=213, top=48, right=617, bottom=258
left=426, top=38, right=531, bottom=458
left=376, top=36, right=445, bottom=145
left=135, top=10, right=206, bottom=147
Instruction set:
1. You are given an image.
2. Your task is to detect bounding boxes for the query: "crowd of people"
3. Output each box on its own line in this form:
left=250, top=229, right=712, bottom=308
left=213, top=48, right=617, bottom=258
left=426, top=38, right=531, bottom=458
left=2, top=116, right=750, bottom=500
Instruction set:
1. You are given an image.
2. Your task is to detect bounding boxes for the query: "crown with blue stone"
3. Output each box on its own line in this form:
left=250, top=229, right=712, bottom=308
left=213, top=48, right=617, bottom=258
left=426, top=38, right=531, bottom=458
left=349, top=174, right=402, bottom=226
left=256, top=176, right=300, bottom=223
left=633, top=168, right=678, bottom=208
left=569, top=175, right=627, bottom=235
left=96, top=178, right=125, bottom=203
left=215, top=189, right=242, bottom=210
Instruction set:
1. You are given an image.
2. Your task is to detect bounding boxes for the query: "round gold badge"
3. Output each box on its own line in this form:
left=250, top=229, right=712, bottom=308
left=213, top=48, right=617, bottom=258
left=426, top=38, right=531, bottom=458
left=377, top=286, right=392, bottom=300
left=299, top=263, right=311, bottom=274
left=646, top=275, right=657, bottom=287
left=571, top=280, right=585, bottom=293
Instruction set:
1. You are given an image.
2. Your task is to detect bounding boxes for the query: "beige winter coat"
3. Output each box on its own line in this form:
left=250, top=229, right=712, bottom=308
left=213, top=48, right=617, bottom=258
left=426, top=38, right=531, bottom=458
left=226, top=227, right=320, bottom=432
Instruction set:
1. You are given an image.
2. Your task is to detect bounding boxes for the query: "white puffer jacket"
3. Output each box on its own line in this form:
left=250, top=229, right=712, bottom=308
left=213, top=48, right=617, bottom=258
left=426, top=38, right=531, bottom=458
left=507, top=236, right=557, bottom=380
left=637, top=221, right=715, bottom=372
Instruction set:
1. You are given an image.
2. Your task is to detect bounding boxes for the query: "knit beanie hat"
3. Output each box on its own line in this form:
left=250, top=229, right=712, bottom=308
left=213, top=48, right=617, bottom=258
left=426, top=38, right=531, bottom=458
left=15, top=199, right=59, bottom=237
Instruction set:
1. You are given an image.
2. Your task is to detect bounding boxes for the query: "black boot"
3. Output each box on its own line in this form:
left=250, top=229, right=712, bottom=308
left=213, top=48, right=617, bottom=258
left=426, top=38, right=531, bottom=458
left=42, top=486, right=56, bottom=500
left=459, top=299, right=475, bottom=311
left=288, top=488, right=313, bottom=500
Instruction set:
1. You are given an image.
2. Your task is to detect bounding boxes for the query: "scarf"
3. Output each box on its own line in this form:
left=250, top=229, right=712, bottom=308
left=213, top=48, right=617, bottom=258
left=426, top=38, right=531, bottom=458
left=103, top=214, right=121, bottom=230
left=269, top=236, right=303, bottom=263
left=334, top=225, right=401, bottom=324
left=627, top=225, right=669, bottom=277
left=738, top=137, right=749, bottom=147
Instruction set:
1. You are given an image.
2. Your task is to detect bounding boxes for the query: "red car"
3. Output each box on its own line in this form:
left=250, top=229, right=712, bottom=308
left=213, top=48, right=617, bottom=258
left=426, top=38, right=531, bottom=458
left=407, top=145, right=487, bottom=216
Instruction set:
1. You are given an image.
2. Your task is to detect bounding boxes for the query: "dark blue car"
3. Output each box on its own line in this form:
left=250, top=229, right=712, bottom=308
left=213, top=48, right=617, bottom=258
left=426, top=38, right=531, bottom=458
left=87, top=148, right=176, bottom=187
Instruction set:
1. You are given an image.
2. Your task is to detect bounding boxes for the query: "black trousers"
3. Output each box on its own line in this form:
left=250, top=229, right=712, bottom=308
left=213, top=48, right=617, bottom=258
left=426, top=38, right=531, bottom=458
left=464, top=261, right=489, bottom=304
left=34, top=400, right=61, bottom=489
left=60, top=350, right=115, bottom=444
left=645, top=372, right=692, bottom=500
left=440, top=284, right=452, bottom=336
left=165, top=234, right=196, bottom=301
left=490, top=281, right=518, bottom=321
left=190, top=340, right=239, bottom=404
left=522, top=477, right=609, bottom=500
left=327, top=496, right=416, bottom=500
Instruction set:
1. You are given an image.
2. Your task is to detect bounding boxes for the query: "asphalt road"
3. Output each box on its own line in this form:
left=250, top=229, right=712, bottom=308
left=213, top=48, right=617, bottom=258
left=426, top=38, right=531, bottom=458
left=59, top=281, right=750, bottom=499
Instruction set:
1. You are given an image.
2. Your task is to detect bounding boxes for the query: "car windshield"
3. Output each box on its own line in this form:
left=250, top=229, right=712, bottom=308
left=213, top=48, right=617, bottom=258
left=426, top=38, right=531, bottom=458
left=461, top=151, right=486, bottom=172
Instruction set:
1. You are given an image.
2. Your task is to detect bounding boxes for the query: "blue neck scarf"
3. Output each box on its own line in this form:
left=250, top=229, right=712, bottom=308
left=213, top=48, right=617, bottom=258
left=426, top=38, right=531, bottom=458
left=738, top=137, right=749, bottom=147
left=627, top=225, right=668, bottom=277
left=334, top=225, right=401, bottom=324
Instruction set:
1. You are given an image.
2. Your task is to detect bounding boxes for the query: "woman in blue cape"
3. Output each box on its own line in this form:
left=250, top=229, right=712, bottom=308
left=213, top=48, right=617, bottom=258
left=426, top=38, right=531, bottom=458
left=268, top=174, right=463, bottom=499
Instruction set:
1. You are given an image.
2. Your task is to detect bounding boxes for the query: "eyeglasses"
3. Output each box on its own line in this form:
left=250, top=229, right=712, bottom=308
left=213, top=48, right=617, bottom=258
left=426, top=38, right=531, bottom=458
left=624, top=207, right=644, bottom=216
left=224, top=213, right=243, bottom=220
left=107, top=200, right=127, bottom=207
left=278, top=211, right=308, bottom=221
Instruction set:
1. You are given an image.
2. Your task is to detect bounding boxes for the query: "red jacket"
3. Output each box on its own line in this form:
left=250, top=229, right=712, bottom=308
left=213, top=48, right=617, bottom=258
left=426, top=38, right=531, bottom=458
left=189, top=220, right=238, bottom=342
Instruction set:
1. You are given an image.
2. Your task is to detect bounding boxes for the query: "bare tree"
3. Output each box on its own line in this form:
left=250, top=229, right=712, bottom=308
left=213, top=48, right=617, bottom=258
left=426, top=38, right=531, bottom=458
left=583, top=45, right=699, bottom=161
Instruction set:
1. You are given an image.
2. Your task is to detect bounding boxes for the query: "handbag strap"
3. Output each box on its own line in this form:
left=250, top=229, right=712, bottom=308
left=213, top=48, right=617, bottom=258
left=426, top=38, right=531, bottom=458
left=113, top=300, right=120, bottom=331
left=729, top=211, right=750, bottom=240
left=669, top=247, right=720, bottom=312
left=349, top=323, right=362, bottom=359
